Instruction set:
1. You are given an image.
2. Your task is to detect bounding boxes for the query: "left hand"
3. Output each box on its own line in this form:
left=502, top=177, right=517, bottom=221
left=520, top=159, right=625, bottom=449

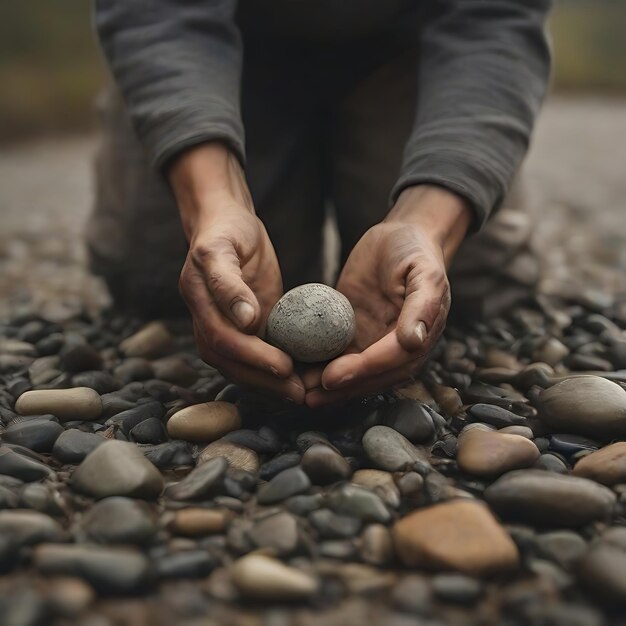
left=304, top=185, right=472, bottom=407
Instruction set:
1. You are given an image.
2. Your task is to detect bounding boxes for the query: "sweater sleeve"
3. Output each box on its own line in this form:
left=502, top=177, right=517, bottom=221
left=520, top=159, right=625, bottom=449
left=392, top=0, right=552, bottom=230
left=95, top=0, right=244, bottom=171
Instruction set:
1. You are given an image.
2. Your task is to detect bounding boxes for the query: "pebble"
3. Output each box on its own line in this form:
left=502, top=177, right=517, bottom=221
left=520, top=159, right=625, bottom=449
left=15, top=387, right=102, bottom=422
left=165, top=457, right=228, bottom=501
left=392, top=500, right=519, bottom=575
left=549, top=433, right=599, bottom=458
left=34, top=544, right=152, bottom=594
left=380, top=399, right=435, bottom=443
left=351, top=469, right=401, bottom=508
left=259, top=451, right=301, bottom=481
left=59, top=343, right=103, bottom=373
left=1, top=419, right=64, bottom=452
left=129, top=417, right=167, bottom=444
left=499, top=425, right=534, bottom=439
left=151, top=356, right=198, bottom=386
left=51, top=429, right=105, bottom=464
left=71, top=440, right=164, bottom=500
left=71, top=370, right=120, bottom=394
left=359, top=524, right=394, bottom=566
left=301, top=444, right=351, bottom=485
left=538, top=375, right=626, bottom=439
left=225, top=427, right=280, bottom=454
left=265, top=283, right=355, bottom=362
left=155, top=550, right=218, bottom=579
left=533, top=453, right=569, bottom=474
left=257, top=467, right=311, bottom=505
left=362, top=426, right=429, bottom=472
left=0, top=447, right=54, bottom=481
left=572, top=442, right=626, bottom=485
left=534, top=531, right=587, bottom=570
left=167, top=402, right=241, bottom=443
left=248, top=511, right=300, bottom=555
left=324, top=484, right=390, bottom=523
left=119, top=321, right=173, bottom=358
left=534, top=337, right=570, bottom=366
left=485, top=469, right=616, bottom=527
left=81, top=497, right=157, bottom=545
left=107, top=400, right=164, bottom=434
left=467, top=404, right=527, bottom=428
left=432, top=574, right=483, bottom=605
left=142, top=440, right=195, bottom=469
left=391, top=575, right=432, bottom=614
left=0, top=510, right=66, bottom=546
left=46, top=576, right=95, bottom=617
left=113, top=358, right=154, bottom=383
left=231, top=554, right=319, bottom=601
left=456, top=428, right=540, bottom=476
left=309, top=509, right=361, bottom=540
left=285, top=494, right=323, bottom=516
left=169, top=508, right=228, bottom=536
left=577, top=545, right=626, bottom=606
left=198, top=440, right=259, bottom=473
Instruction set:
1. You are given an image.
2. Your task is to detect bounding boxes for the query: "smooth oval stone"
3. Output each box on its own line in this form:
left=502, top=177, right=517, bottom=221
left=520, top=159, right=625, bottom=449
left=155, top=550, right=218, bottom=579
left=265, top=283, right=355, bottom=363
left=362, top=426, right=429, bottom=472
left=324, top=484, right=390, bottom=523
left=106, top=401, right=164, bottom=435
left=359, top=524, right=394, bottom=566
left=15, top=388, right=102, bottom=422
left=534, top=338, right=570, bottom=367
left=169, top=508, right=228, bottom=536
left=34, top=544, right=151, bottom=595
left=167, top=402, right=241, bottom=443
left=309, top=509, right=361, bottom=540
left=351, top=469, right=401, bottom=509
left=467, top=404, right=527, bottom=428
left=257, top=467, right=311, bottom=505
left=301, top=444, right=351, bottom=485
left=198, top=440, right=259, bottom=473
left=533, top=531, right=587, bottom=569
left=119, top=321, right=173, bottom=358
left=248, top=511, right=300, bottom=555
left=71, top=440, right=164, bottom=500
left=577, top=545, right=626, bottom=606
left=20, top=483, right=64, bottom=516
left=0, top=510, right=66, bottom=546
left=380, top=399, right=435, bottom=443
left=113, top=358, right=154, bottom=384
left=484, top=469, right=616, bottom=527
left=224, top=428, right=280, bottom=454
left=129, top=417, right=167, bottom=444
left=538, top=376, right=626, bottom=439
left=141, top=441, right=195, bottom=469
left=533, top=453, right=569, bottom=474
left=52, top=429, right=105, bottom=464
left=499, top=425, right=534, bottom=439
left=457, top=429, right=540, bottom=477
left=391, top=575, right=432, bottom=614
left=231, top=554, right=319, bottom=600
left=0, top=447, right=54, bottom=481
left=81, top=497, right=157, bottom=545
left=392, top=500, right=519, bottom=576
left=573, top=442, right=626, bottom=485
left=548, top=433, right=599, bottom=458
left=59, top=344, right=103, bottom=373
left=432, top=574, right=484, bottom=605
left=259, top=452, right=301, bottom=481
left=165, top=457, right=228, bottom=501
left=2, top=419, right=64, bottom=452
left=71, top=371, right=120, bottom=395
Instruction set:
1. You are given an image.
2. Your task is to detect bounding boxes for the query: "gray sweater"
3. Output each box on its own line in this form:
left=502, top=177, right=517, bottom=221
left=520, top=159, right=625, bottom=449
left=95, top=0, right=551, bottom=229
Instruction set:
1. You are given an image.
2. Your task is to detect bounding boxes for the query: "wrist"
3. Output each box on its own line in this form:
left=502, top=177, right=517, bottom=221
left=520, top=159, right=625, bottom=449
left=385, top=185, right=473, bottom=260
left=168, top=142, right=253, bottom=239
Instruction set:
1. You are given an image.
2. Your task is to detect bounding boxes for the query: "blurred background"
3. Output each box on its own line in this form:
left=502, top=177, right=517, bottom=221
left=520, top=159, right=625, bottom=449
left=0, top=0, right=625, bottom=318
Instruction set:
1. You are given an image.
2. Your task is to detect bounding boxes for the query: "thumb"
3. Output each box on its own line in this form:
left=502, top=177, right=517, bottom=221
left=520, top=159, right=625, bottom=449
left=192, top=238, right=261, bottom=332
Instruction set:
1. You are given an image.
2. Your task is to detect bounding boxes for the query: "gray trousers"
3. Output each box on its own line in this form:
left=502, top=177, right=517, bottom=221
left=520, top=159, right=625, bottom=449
left=88, top=46, right=539, bottom=321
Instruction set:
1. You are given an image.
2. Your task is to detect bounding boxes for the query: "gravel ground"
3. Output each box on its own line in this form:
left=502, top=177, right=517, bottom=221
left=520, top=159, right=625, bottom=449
left=0, top=96, right=625, bottom=626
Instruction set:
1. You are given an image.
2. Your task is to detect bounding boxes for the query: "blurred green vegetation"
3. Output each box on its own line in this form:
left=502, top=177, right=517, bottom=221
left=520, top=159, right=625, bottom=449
left=0, top=0, right=625, bottom=142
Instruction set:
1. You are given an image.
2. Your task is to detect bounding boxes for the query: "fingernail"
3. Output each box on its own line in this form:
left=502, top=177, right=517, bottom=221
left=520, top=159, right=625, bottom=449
left=231, top=301, right=255, bottom=328
left=416, top=321, right=428, bottom=343
left=337, top=373, right=354, bottom=387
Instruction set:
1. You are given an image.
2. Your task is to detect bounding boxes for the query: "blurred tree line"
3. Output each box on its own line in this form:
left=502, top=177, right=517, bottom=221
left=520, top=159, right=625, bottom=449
left=0, top=0, right=625, bottom=142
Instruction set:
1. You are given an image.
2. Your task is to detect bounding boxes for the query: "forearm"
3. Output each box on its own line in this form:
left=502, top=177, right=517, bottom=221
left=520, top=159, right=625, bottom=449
left=95, top=0, right=244, bottom=171
left=393, top=0, right=551, bottom=230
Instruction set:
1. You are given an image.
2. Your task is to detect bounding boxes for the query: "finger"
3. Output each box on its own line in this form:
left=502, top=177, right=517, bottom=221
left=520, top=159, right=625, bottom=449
left=184, top=277, right=293, bottom=379
left=307, top=357, right=426, bottom=408
left=396, top=267, right=450, bottom=352
left=321, top=331, right=408, bottom=390
left=193, top=323, right=305, bottom=403
left=191, top=237, right=261, bottom=332
left=301, top=365, right=324, bottom=391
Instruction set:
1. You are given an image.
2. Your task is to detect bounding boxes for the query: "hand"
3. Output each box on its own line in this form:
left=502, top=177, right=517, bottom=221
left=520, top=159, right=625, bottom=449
left=305, top=185, right=472, bottom=407
left=169, top=143, right=305, bottom=403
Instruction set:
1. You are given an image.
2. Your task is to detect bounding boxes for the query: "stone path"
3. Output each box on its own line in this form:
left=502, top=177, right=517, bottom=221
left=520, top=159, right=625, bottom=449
left=0, top=97, right=625, bottom=625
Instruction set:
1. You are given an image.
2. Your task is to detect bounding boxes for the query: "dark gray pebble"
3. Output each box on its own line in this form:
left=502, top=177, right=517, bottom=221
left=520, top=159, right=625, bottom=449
left=71, top=371, right=120, bottom=394
left=52, top=429, right=105, bottom=464
left=309, top=508, right=361, bottom=539
left=467, top=404, right=527, bottom=428
left=257, top=467, right=311, bottom=505
left=432, top=574, right=483, bottom=605
left=165, top=457, right=228, bottom=501
left=381, top=399, right=436, bottom=443
left=0, top=447, right=54, bottom=481
left=141, top=441, right=195, bottom=469
left=548, top=434, right=599, bottom=458
left=105, top=401, right=164, bottom=435
left=2, top=419, right=64, bottom=452
left=259, top=452, right=301, bottom=481
left=155, top=550, right=218, bottom=579
left=533, top=453, right=569, bottom=474
left=130, top=417, right=167, bottom=444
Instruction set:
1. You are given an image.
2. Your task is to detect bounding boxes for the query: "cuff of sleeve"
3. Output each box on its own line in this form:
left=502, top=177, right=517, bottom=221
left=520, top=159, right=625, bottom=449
left=391, top=152, right=505, bottom=234
left=137, top=101, right=246, bottom=173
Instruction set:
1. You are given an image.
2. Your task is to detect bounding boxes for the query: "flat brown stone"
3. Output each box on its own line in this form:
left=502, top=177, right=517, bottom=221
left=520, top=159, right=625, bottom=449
left=169, top=508, right=228, bottom=536
left=199, top=439, right=259, bottom=473
left=167, top=402, right=241, bottom=443
left=392, top=499, right=519, bottom=576
left=573, top=442, right=626, bottom=485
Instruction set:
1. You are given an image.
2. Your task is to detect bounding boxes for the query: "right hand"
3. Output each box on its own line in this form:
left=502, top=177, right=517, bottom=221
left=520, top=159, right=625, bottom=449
left=169, top=142, right=305, bottom=403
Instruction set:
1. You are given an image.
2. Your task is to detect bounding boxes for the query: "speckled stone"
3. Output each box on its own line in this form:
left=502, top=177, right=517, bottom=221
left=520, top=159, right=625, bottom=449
left=265, top=283, right=355, bottom=362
